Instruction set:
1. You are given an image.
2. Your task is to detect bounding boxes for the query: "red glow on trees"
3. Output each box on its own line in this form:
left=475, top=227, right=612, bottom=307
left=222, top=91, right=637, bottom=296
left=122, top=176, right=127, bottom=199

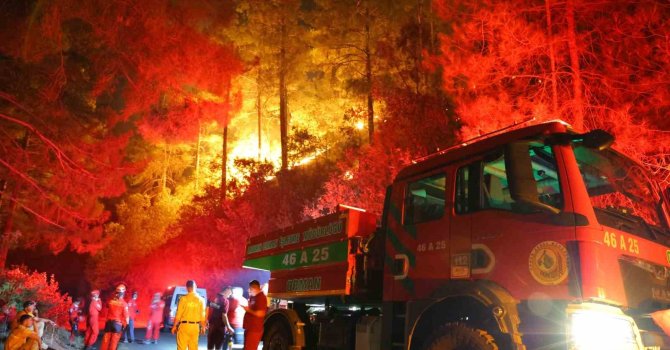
left=0, top=0, right=242, bottom=268
left=432, top=0, right=670, bottom=186
left=2, top=0, right=668, bottom=299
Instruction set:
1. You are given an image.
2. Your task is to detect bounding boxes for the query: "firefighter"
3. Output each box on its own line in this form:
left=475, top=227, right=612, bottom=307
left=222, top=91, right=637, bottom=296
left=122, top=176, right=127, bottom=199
left=171, top=280, right=205, bottom=350
left=100, top=284, right=129, bottom=350
left=84, top=290, right=102, bottom=350
left=10, top=301, right=40, bottom=350
left=121, top=291, right=139, bottom=343
left=5, top=314, right=41, bottom=350
left=227, top=287, right=247, bottom=346
left=144, top=293, right=165, bottom=344
left=68, top=300, right=82, bottom=345
left=206, top=288, right=234, bottom=350
left=242, top=280, right=267, bottom=350
left=10, top=301, right=36, bottom=331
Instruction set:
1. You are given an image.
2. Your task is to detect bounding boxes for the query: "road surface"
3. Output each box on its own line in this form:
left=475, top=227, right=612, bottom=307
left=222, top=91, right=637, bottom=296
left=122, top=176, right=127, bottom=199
left=87, top=328, right=252, bottom=350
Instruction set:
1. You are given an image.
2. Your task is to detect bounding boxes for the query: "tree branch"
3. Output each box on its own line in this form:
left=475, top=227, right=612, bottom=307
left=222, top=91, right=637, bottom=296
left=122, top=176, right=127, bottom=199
left=0, top=157, right=99, bottom=224
left=6, top=196, right=66, bottom=230
left=0, top=112, right=94, bottom=178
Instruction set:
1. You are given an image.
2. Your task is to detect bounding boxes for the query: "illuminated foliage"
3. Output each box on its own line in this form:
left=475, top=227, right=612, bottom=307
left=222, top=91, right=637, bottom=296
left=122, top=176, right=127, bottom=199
left=3, top=0, right=669, bottom=297
left=86, top=193, right=183, bottom=287
left=0, top=4, right=137, bottom=266
left=1, top=0, right=242, bottom=276
left=0, top=267, right=70, bottom=325
left=432, top=0, right=670, bottom=185
left=308, top=90, right=457, bottom=216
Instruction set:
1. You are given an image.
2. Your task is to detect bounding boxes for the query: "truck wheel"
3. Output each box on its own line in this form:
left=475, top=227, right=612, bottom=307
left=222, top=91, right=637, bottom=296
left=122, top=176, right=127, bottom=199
left=423, top=323, right=498, bottom=350
left=263, top=321, right=292, bottom=350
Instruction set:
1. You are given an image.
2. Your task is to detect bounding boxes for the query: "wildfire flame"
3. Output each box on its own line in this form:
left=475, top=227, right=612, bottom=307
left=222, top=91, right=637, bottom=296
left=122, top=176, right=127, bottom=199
left=355, top=121, right=365, bottom=130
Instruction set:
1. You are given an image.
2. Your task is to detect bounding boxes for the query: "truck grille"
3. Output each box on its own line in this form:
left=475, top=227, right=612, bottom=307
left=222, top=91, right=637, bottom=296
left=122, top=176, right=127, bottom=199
left=619, top=256, right=670, bottom=349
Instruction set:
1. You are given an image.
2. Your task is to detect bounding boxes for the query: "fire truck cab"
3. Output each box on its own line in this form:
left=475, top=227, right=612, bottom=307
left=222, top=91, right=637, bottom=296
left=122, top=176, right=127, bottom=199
left=244, top=121, right=670, bottom=350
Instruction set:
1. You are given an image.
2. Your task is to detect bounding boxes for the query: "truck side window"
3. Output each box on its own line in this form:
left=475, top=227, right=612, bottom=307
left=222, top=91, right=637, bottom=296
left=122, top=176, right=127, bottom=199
left=456, top=142, right=562, bottom=214
left=481, top=151, right=514, bottom=211
left=405, top=174, right=446, bottom=224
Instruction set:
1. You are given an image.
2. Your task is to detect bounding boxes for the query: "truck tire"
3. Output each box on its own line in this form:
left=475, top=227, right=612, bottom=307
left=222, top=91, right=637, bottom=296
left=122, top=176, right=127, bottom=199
left=423, top=323, right=498, bottom=350
left=263, top=320, right=292, bottom=350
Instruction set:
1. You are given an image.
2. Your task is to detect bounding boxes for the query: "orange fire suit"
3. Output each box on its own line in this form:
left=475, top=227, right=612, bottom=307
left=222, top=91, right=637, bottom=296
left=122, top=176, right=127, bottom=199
left=9, top=311, right=38, bottom=350
left=100, top=298, right=128, bottom=350
left=145, top=300, right=165, bottom=342
left=84, top=298, right=102, bottom=348
left=10, top=310, right=34, bottom=331
left=174, top=292, right=205, bottom=350
left=5, top=325, right=38, bottom=350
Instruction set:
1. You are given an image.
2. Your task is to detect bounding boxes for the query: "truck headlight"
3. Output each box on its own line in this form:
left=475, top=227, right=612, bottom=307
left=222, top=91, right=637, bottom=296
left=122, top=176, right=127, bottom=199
left=568, top=304, right=640, bottom=350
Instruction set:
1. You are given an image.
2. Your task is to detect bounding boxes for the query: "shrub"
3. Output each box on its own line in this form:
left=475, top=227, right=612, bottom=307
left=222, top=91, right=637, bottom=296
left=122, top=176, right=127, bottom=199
left=0, top=266, right=70, bottom=326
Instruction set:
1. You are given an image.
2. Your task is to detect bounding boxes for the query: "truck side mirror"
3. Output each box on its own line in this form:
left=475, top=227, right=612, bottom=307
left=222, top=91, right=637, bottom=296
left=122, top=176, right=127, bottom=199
left=582, top=129, right=614, bottom=151
left=546, top=129, right=614, bottom=150
left=504, top=142, right=560, bottom=214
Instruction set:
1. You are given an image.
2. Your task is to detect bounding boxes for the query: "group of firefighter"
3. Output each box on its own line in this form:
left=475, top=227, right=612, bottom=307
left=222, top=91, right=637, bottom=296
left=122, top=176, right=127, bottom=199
left=3, top=300, right=53, bottom=350
left=171, top=280, right=267, bottom=350
left=201, top=281, right=267, bottom=350
left=70, top=283, right=166, bottom=350
left=4, top=279, right=266, bottom=350
left=68, top=279, right=265, bottom=350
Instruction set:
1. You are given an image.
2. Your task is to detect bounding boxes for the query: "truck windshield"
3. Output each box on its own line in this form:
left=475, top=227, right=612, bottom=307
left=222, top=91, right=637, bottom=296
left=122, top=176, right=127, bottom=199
left=573, top=144, right=666, bottom=238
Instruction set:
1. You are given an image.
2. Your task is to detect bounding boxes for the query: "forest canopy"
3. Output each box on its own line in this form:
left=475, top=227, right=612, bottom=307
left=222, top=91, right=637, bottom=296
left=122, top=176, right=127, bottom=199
left=0, top=0, right=668, bottom=295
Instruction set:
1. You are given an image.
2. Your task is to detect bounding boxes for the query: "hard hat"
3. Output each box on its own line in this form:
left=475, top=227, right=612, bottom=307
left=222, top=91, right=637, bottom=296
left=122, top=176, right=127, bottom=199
left=90, top=290, right=100, bottom=297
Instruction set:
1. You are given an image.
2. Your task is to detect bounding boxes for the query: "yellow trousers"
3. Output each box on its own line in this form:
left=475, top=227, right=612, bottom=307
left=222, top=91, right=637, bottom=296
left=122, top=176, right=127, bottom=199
left=176, top=323, right=200, bottom=350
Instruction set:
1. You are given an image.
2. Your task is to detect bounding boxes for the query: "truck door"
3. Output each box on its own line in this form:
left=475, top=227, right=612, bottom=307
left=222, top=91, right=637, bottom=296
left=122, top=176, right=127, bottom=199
left=450, top=161, right=475, bottom=281
left=389, top=170, right=450, bottom=301
left=452, top=142, right=573, bottom=300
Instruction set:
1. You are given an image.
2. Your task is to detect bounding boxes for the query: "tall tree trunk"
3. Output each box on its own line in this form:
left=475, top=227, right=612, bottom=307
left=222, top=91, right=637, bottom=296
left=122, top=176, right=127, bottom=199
left=566, top=0, right=584, bottom=131
left=416, top=0, right=424, bottom=95
left=279, top=19, right=289, bottom=171
left=0, top=133, right=29, bottom=268
left=365, top=2, right=374, bottom=144
left=221, top=125, right=228, bottom=204
left=545, top=0, right=559, bottom=115
left=194, top=121, right=202, bottom=192
left=416, top=0, right=428, bottom=129
left=221, top=79, right=231, bottom=206
left=257, top=67, right=262, bottom=161
left=429, top=0, right=435, bottom=53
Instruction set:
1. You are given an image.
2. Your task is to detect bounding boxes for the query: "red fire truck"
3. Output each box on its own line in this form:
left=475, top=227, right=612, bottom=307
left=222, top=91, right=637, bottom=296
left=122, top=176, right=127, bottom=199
left=243, top=120, right=670, bottom=350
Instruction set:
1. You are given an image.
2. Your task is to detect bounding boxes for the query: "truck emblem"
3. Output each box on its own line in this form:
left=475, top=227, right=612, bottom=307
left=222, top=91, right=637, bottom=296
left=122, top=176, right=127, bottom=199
left=529, top=241, right=568, bottom=286
left=666, top=250, right=670, bottom=265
